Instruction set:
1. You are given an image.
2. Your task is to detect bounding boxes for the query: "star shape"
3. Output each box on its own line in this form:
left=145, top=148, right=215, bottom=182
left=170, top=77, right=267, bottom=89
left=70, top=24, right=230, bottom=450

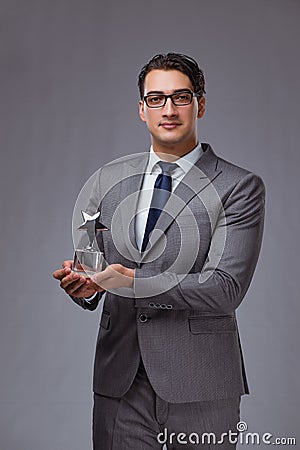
left=77, top=211, right=108, bottom=231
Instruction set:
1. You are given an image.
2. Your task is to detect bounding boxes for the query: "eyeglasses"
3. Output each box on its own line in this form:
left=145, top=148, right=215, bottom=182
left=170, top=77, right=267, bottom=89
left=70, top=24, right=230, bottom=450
left=143, top=90, right=200, bottom=108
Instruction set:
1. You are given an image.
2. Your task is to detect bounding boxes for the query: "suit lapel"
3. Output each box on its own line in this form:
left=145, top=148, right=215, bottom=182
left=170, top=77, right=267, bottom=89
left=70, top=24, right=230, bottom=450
left=118, top=153, right=149, bottom=262
left=140, top=144, right=222, bottom=262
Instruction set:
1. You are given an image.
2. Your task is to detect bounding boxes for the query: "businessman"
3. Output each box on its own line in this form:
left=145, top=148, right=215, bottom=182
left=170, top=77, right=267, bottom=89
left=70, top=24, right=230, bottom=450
left=53, top=53, right=265, bottom=449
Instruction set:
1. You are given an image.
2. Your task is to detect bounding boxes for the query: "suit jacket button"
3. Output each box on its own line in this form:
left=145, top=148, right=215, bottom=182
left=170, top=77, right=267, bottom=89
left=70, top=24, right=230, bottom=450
left=139, top=314, right=148, bottom=323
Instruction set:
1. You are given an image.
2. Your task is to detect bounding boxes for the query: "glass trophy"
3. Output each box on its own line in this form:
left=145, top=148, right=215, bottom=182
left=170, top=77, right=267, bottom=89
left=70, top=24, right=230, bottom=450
left=73, top=211, right=108, bottom=277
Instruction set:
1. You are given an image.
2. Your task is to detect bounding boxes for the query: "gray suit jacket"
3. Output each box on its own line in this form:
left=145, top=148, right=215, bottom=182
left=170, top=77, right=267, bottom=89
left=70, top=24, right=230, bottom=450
left=71, top=143, right=265, bottom=403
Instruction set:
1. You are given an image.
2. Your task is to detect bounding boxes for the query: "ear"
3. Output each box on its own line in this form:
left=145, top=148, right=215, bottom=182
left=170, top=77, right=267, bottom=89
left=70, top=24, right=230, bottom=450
left=139, top=100, right=147, bottom=123
left=197, top=96, right=206, bottom=119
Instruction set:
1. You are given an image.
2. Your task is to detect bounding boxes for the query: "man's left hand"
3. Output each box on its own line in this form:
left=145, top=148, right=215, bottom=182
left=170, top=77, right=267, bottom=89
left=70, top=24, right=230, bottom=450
left=91, top=264, right=134, bottom=291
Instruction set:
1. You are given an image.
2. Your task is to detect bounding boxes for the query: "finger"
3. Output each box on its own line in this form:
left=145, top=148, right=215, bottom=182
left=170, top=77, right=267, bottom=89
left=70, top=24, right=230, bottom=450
left=64, top=278, right=87, bottom=295
left=53, top=265, right=73, bottom=280
left=89, top=278, right=105, bottom=292
left=60, top=272, right=85, bottom=290
left=71, top=285, right=96, bottom=297
left=62, top=260, right=73, bottom=269
left=53, top=268, right=68, bottom=280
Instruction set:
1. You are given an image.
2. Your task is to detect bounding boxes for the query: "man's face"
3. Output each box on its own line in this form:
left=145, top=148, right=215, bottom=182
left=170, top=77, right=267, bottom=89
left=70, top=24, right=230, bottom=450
left=139, top=69, right=205, bottom=156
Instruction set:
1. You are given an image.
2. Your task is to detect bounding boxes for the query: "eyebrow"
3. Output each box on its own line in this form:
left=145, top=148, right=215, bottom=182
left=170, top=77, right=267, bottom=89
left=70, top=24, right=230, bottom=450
left=145, top=88, right=191, bottom=96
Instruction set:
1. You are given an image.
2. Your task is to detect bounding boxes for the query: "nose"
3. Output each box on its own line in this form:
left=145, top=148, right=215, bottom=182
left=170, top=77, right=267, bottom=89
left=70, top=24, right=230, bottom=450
left=162, top=97, right=178, bottom=116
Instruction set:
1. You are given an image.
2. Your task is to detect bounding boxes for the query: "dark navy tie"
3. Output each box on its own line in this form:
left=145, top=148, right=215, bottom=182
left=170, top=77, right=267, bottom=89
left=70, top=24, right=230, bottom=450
left=141, top=161, right=178, bottom=252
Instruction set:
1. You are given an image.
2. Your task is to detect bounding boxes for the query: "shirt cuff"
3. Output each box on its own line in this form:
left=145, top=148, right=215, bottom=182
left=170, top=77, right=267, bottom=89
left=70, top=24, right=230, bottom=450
left=84, top=292, right=98, bottom=303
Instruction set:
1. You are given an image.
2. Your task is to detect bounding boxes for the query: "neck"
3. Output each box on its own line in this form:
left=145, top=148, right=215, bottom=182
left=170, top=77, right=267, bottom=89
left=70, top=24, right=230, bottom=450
left=152, top=140, right=198, bottom=158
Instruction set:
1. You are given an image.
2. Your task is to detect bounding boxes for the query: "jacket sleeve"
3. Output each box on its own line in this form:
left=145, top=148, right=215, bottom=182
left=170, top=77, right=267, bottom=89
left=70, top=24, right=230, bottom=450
left=134, top=173, right=265, bottom=314
left=69, top=293, right=103, bottom=311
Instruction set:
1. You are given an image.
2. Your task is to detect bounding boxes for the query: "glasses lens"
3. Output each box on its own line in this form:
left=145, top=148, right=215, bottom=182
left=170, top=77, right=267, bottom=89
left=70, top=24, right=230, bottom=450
left=172, top=92, right=193, bottom=105
left=145, top=95, right=165, bottom=107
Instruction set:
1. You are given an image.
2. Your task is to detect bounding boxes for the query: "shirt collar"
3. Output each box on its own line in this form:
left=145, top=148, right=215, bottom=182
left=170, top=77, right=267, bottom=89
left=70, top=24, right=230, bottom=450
left=147, top=143, right=203, bottom=175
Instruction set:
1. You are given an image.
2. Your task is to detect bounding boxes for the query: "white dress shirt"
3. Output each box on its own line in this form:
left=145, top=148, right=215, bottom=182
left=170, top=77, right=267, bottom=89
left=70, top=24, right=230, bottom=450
left=135, top=143, right=203, bottom=251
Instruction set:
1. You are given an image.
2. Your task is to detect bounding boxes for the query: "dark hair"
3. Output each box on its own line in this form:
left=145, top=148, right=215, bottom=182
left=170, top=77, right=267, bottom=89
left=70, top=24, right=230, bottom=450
left=138, top=52, right=206, bottom=99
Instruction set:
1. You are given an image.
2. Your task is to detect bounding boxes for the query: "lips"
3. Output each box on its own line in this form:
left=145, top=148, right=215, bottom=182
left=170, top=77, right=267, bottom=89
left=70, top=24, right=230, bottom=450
left=159, top=122, right=181, bottom=129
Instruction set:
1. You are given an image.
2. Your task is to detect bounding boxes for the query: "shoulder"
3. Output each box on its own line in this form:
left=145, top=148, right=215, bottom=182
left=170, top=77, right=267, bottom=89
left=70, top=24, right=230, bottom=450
left=207, top=145, right=265, bottom=190
left=98, top=152, right=148, bottom=181
left=90, top=152, right=149, bottom=202
left=102, top=152, right=148, bottom=172
left=202, top=144, right=265, bottom=201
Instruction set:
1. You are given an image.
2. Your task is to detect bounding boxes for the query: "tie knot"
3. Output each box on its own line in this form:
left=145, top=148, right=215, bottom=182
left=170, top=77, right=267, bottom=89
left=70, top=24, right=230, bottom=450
left=157, top=161, right=178, bottom=175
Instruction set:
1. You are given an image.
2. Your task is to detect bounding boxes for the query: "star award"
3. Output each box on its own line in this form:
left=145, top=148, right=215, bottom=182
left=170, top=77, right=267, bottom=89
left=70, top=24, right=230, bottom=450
left=73, top=211, right=108, bottom=277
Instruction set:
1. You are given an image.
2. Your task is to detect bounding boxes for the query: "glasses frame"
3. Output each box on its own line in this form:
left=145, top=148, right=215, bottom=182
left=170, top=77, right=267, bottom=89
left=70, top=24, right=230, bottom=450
left=143, top=90, right=201, bottom=108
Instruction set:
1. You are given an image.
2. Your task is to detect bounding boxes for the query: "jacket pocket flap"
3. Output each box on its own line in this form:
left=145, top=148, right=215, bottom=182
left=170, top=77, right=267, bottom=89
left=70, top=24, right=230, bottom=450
left=100, top=310, right=110, bottom=330
left=189, top=316, right=236, bottom=334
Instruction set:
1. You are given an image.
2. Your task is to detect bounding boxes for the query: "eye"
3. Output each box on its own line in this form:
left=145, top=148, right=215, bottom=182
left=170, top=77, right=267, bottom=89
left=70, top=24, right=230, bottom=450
left=174, top=93, right=191, bottom=102
left=147, top=95, right=164, bottom=105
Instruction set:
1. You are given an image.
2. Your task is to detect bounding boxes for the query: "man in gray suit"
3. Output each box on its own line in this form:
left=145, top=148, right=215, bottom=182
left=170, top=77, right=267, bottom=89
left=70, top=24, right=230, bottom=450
left=53, top=53, right=265, bottom=449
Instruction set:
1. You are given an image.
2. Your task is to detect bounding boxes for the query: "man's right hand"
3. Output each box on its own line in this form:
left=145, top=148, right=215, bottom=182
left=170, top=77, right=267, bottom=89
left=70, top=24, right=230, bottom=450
left=53, top=260, right=100, bottom=298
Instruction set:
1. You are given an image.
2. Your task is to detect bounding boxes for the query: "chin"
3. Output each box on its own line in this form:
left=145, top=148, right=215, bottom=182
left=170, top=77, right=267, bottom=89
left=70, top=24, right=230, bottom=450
left=157, top=134, right=184, bottom=145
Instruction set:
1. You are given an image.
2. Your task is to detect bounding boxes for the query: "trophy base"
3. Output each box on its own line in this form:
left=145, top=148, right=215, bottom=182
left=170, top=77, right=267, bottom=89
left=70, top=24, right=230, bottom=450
left=73, top=248, right=104, bottom=277
left=72, top=269, right=97, bottom=278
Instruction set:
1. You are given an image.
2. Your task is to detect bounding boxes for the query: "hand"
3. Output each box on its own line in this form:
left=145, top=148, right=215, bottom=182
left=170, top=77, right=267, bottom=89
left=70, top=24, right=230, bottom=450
left=91, top=264, right=134, bottom=291
left=52, top=260, right=104, bottom=298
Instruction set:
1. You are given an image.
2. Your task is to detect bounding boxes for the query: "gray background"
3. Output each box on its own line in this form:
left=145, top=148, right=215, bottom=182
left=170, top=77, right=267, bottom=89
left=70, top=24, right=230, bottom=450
left=0, top=0, right=299, bottom=448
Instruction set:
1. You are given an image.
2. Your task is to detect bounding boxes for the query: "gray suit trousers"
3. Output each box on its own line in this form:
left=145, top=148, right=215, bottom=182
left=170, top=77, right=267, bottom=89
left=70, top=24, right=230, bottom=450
left=93, top=361, right=241, bottom=450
